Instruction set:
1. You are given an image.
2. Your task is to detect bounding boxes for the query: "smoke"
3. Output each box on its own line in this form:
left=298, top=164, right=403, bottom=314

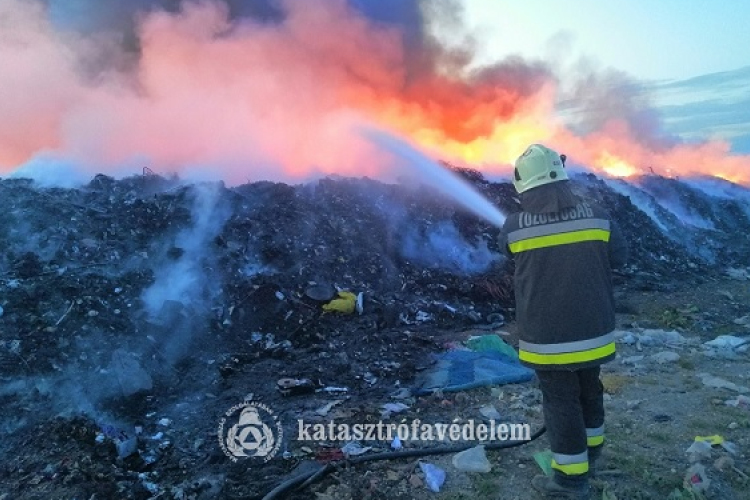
left=2, top=0, right=750, bottom=187
left=401, top=221, right=499, bottom=275
left=141, top=182, right=230, bottom=363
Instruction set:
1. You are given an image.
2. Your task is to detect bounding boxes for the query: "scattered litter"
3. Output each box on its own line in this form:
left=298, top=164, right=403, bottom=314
left=157, top=418, right=171, bottom=427
left=275, top=291, right=285, bottom=300
left=452, top=445, right=491, bottom=472
left=419, top=462, right=446, bottom=492
left=381, top=402, right=409, bottom=418
left=304, top=283, right=336, bottom=302
left=391, top=436, right=402, bottom=450
left=725, top=395, right=750, bottom=409
left=478, top=405, right=502, bottom=421
left=533, top=450, right=553, bottom=477
left=704, top=335, right=749, bottom=351
left=651, top=351, right=681, bottom=364
left=466, top=334, right=518, bottom=360
left=318, top=386, right=349, bottom=394
left=686, top=440, right=712, bottom=462
left=116, top=436, right=138, bottom=459
left=726, top=267, right=750, bottom=280
left=684, top=463, right=710, bottom=492
left=315, top=400, right=343, bottom=417
left=341, top=442, right=371, bottom=457
left=277, top=377, right=317, bottom=396
left=698, top=373, right=750, bottom=393
left=413, top=350, right=534, bottom=396
left=355, top=292, right=364, bottom=315
left=322, top=291, right=357, bottom=314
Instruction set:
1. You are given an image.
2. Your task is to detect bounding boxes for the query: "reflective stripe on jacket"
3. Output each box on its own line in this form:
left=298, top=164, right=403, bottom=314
left=501, top=201, right=627, bottom=370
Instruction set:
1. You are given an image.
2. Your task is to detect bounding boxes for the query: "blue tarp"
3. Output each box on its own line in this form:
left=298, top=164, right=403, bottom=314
left=412, top=350, right=535, bottom=396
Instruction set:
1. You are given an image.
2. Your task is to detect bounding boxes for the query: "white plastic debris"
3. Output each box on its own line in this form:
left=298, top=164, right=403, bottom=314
left=651, top=351, right=681, bottom=364
left=452, top=445, right=492, bottom=473
left=275, top=291, right=284, bottom=300
left=479, top=405, right=502, bottom=421
left=686, top=440, right=712, bottom=462
left=341, top=442, right=371, bottom=457
left=725, top=395, right=750, bottom=408
left=151, top=432, right=164, bottom=440
left=315, top=400, right=343, bottom=417
left=381, top=402, right=409, bottom=418
left=158, top=418, right=172, bottom=427
left=704, top=335, right=749, bottom=351
left=699, top=373, right=750, bottom=393
left=355, top=292, right=364, bottom=315
left=419, top=462, right=446, bottom=492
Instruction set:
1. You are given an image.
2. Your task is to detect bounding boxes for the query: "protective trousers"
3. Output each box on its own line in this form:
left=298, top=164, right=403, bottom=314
left=535, top=366, right=604, bottom=487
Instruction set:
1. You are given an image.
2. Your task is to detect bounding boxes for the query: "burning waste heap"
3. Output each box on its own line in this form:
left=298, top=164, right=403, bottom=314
left=1, top=169, right=750, bottom=498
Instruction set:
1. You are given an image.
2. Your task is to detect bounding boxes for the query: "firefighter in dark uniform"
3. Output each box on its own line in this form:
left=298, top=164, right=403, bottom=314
left=499, top=144, right=628, bottom=499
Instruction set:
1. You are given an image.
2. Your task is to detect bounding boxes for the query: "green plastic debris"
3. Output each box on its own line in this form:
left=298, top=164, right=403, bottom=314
left=533, top=449, right=553, bottom=477
left=466, top=334, right=518, bottom=360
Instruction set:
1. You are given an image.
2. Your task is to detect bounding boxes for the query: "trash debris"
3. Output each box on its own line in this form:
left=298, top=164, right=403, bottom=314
left=413, top=350, right=534, bottom=396
left=355, top=292, right=364, bottom=315
left=304, top=283, right=336, bottom=302
left=381, top=402, right=409, bottom=418
left=452, top=445, right=491, bottom=472
left=341, top=442, right=371, bottom=457
left=724, top=395, right=750, bottom=409
left=315, top=400, right=343, bottom=417
left=703, top=335, right=749, bottom=351
left=419, top=462, right=446, bottom=492
left=686, top=440, right=712, bottom=463
left=322, top=291, right=357, bottom=314
left=726, top=267, right=750, bottom=280
left=684, top=463, right=710, bottom=492
left=391, top=436, right=402, bottom=450
left=277, top=377, right=317, bottom=396
left=533, top=450, right=554, bottom=477
left=109, top=349, right=153, bottom=397
left=651, top=351, right=681, bottom=364
left=478, top=405, right=502, bottom=421
left=465, top=334, right=518, bottom=360
left=698, top=373, right=750, bottom=393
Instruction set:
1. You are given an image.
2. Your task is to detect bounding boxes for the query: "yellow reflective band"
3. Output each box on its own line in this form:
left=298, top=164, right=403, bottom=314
left=551, top=459, right=589, bottom=475
left=519, top=342, right=616, bottom=365
left=508, top=229, right=610, bottom=253
left=587, top=435, right=604, bottom=447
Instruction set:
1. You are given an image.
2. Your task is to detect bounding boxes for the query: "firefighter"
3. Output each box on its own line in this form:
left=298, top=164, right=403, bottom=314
left=499, top=144, right=628, bottom=499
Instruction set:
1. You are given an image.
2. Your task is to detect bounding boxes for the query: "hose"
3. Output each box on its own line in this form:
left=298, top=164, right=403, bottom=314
left=261, top=425, right=546, bottom=500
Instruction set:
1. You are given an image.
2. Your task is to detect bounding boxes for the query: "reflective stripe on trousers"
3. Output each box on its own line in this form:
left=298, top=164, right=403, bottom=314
left=551, top=450, right=589, bottom=476
left=518, top=332, right=615, bottom=366
left=587, top=426, right=604, bottom=447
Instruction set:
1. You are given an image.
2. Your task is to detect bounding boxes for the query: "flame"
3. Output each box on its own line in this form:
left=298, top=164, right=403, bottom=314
left=1, top=0, right=750, bottom=187
left=596, top=152, right=638, bottom=178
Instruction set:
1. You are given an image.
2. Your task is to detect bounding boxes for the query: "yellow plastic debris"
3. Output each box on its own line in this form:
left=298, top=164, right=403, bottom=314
left=694, top=435, right=724, bottom=446
left=322, top=291, right=357, bottom=314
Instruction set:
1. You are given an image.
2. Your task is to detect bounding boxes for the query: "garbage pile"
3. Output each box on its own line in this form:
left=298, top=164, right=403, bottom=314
left=2, top=169, right=750, bottom=498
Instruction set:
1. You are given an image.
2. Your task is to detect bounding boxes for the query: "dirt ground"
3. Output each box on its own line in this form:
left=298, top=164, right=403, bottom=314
left=3, top=270, right=750, bottom=500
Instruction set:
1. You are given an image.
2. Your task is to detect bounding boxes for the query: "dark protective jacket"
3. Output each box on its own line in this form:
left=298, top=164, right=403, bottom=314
left=500, top=181, right=628, bottom=370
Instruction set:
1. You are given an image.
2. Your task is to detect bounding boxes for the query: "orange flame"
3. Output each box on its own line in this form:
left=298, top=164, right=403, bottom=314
left=1, top=0, right=750, bottom=187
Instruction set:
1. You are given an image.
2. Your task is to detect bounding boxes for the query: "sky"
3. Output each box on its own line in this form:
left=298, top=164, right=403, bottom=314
left=1, top=0, right=749, bottom=186
left=461, top=0, right=750, bottom=81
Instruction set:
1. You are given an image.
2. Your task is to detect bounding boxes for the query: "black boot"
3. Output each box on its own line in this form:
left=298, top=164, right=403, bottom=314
left=531, top=475, right=590, bottom=499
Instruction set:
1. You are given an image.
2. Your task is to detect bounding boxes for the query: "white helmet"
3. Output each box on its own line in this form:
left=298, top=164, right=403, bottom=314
left=513, top=144, right=568, bottom=194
